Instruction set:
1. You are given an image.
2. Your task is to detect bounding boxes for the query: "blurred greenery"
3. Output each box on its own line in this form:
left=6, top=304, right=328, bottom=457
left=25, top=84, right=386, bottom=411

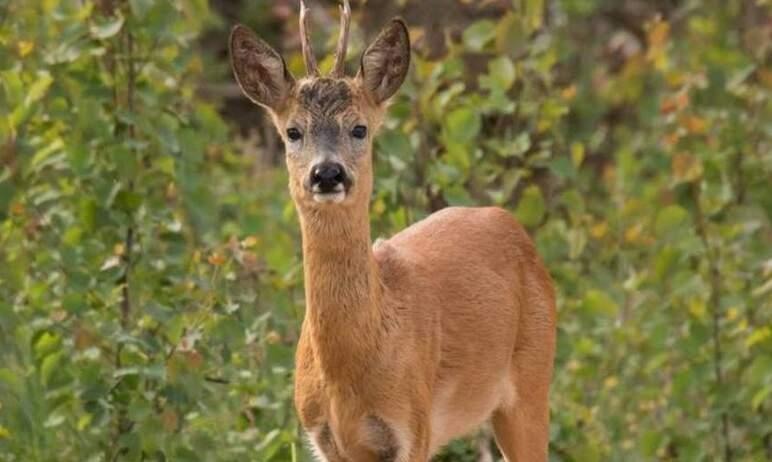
left=0, top=0, right=770, bottom=461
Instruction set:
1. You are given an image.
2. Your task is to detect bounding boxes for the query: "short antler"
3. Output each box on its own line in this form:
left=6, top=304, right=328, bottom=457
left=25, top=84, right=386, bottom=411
left=299, top=0, right=320, bottom=76
left=330, top=0, right=351, bottom=77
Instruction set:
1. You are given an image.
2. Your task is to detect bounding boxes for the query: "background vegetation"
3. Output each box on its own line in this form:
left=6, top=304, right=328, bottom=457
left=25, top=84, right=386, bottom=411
left=0, top=0, right=770, bottom=460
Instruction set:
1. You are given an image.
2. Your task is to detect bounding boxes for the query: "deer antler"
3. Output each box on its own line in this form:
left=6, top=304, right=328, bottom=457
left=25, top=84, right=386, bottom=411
left=330, top=0, right=351, bottom=77
left=299, top=0, right=320, bottom=76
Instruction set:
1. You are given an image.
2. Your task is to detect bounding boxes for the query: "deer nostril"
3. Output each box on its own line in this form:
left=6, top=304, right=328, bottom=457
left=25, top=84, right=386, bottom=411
left=310, top=162, right=347, bottom=192
left=314, top=164, right=340, bottom=181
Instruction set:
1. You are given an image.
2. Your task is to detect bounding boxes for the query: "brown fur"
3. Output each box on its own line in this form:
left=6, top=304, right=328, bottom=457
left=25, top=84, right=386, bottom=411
left=230, top=13, right=556, bottom=462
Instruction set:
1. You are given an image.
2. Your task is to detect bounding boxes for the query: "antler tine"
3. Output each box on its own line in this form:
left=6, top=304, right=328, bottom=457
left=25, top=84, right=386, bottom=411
left=330, top=0, right=351, bottom=78
left=299, top=0, right=320, bottom=76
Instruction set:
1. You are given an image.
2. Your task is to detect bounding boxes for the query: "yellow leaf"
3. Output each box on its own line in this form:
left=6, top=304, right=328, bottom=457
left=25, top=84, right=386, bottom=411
left=207, top=253, right=225, bottom=266
left=10, top=202, right=25, bottom=216
left=726, top=307, right=739, bottom=321
left=113, top=243, right=125, bottom=256
left=647, top=19, right=670, bottom=49
left=561, top=85, right=577, bottom=100
left=0, top=424, right=9, bottom=439
left=590, top=221, right=608, bottom=239
left=77, top=414, right=92, bottom=432
left=372, top=198, right=386, bottom=215
left=624, top=223, right=643, bottom=243
left=672, top=153, right=703, bottom=182
left=571, top=142, right=585, bottom=167
left=646, top=18, right=670, bottom=69
left=689, top=299, right=707, bottom=320
left=662, top=131, right=681, bottom=148
left=17, top=41, right=35, bottom=57
left=660, top=92, right=689, bottom=114
left=266, top=331, right=282, bottom=345
left=746, top=327, right=771, bottom=348
left=604, top=376, right=619, bottom=389
left=241, top=236, right=259, bottom=248
left=683, top=115, right=707, bottom=134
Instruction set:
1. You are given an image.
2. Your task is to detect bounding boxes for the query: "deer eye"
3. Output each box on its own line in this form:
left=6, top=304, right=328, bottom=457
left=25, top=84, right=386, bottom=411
left=286, top=127, right=303, bottom=141
left=351, top=125, right=368, bottom=139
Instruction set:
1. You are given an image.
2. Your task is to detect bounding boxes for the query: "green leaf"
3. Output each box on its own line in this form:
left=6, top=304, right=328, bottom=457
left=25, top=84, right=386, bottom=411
left=114, top=190, right=143, bottom=214
left=0, top=368, right=21, bottom=391
left=40, top=352, right=64, bottom=387
left=25, top=71, right=54, bottom=107
left=515, top=185, right=545, bottom=226
left=496, top=12, right=527, bottom=54
left=444, top=108, right=480, bottom=145
left=655, top=205, right=689, bottom=236
left=752, top=385, right=772, bottom=410
left=89, top=15, right=124, bottom=40
left=129, top=0, right=155, bottom=18
left=377, top=130, right=412, bottom=160
left=462, top=20, right=497, bottom=52
left=90, top=15, right=125, bottom=40
left=487, top=56, right=516, bottom=91
left=34, top=332, right=60, bottom=358
left=582, top=289, right=618, bottom=316
left=524, top=0, right=545, bottom=32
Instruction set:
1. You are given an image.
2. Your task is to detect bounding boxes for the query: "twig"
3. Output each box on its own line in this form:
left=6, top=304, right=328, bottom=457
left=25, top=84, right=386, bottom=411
left=111, top=10, right=139, bottom=461
left=204, top=376, right=230, bottom=385
left=691, top=183, right=733, bottom=461
left=734, top=150, right=745, bottom=205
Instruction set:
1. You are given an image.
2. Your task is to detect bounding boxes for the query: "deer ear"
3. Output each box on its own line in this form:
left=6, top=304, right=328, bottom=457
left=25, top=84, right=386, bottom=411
left=358, top=18, right=410, bottom=104
left=230, top=25, right=294, bottom=110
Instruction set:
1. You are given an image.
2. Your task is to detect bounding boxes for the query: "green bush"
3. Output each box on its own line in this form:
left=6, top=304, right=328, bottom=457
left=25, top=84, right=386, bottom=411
left=0, top=0, right=769, bottom=461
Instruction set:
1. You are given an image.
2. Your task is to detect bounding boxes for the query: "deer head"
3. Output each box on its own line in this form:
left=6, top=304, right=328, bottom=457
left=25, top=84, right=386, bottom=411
left=229, top=0, right=410, bottom=215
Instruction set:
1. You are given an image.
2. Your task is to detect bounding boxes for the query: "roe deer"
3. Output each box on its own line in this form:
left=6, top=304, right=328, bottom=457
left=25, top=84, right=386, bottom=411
left=229, top=1, right=556, bottom=460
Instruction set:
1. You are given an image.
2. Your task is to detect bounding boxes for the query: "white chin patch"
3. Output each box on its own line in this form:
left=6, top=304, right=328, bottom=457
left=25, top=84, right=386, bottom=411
left=313, top=191, right=346, bottom=204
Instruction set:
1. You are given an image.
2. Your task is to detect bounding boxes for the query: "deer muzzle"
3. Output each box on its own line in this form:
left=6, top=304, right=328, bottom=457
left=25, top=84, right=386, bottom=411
left=309, top=161, right=350, bottom=203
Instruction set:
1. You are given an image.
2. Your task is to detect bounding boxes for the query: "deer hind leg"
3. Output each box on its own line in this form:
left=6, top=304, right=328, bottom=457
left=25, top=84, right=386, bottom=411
left=491, top=347, right=553, bottom=462
left=491, top=294, right=555, bottom=461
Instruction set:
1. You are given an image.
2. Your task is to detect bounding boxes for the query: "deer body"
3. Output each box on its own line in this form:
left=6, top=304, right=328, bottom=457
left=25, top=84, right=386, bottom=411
left=230, top=3, right=556, bottom=461
left=296, top=206, right=555, bottom=461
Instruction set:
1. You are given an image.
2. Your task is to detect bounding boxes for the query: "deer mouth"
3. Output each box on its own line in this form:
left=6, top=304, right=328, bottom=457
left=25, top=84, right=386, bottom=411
left=312, top=183, right=346, bottom=204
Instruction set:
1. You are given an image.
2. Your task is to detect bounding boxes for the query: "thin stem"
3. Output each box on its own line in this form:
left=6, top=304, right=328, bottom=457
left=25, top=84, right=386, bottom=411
left=691, top=183, right=733, bottom=461
left=734, top=150, right=745, bottom=205
left=120, top=20, right=136, bottom=329
left=110, top=6, right=138, bottom=460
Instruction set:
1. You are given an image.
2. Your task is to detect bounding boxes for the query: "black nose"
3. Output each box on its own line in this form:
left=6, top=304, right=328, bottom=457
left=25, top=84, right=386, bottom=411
left=310, top=162, right=347, bottom=193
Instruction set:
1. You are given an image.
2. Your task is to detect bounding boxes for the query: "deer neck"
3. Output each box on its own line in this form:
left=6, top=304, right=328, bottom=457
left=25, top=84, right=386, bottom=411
left=298, top=204, right=384, bottom=383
